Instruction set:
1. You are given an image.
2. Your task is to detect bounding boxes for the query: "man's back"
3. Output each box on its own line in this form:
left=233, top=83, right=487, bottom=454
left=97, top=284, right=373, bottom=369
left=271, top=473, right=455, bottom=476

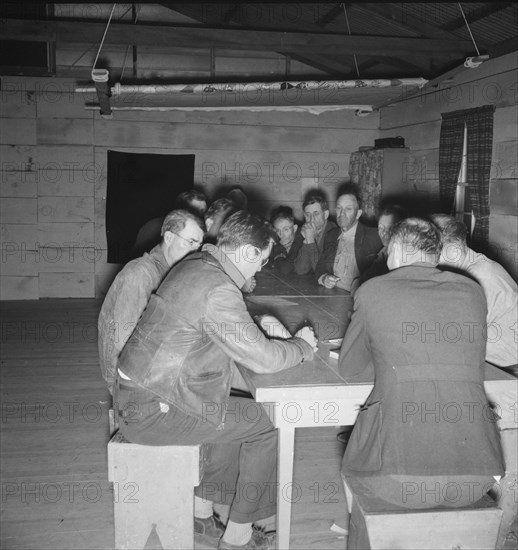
left=340, top=263, right=504, bottom=478
left=342, top=264, right=488, bottom=377
left=98, top=246, right=169, bottom=393
left=466, top=250, right=517, bottom=367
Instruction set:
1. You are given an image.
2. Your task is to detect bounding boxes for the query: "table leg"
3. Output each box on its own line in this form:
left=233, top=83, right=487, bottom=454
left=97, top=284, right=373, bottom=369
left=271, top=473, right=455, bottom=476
left=277, top=426, right=295, bottom=550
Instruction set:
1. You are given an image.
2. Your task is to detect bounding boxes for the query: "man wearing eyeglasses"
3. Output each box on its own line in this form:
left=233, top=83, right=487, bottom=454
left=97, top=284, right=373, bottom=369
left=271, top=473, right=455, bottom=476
left=116, top=211, right=318, bottom=550
left=98, top=209, right=205, bottom=395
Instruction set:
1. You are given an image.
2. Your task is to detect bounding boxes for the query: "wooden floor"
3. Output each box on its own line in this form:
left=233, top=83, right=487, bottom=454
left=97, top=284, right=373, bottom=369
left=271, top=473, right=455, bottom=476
left=0, top=299, right=348, bottom=550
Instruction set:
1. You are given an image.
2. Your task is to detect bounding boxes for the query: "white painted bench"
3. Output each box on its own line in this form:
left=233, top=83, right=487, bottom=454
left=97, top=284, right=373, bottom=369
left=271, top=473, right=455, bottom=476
left=108, top=431, right=206, bottom=550
left=343, top=476, right=502, bottom=550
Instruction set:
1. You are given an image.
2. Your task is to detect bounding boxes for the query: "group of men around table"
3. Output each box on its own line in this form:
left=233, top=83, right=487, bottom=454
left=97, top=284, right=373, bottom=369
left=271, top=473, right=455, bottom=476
left=98, top=186, right=517, bottom=550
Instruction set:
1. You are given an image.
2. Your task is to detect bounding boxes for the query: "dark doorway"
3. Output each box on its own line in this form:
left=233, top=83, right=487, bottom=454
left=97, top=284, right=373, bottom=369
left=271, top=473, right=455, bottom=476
left=106, top=150, right=195, bottom=263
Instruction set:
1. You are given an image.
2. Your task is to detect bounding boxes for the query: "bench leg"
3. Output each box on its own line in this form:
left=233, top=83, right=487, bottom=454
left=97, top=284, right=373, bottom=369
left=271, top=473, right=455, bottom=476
left=113, top=506, right=152, bottom=550
left=154, top=482, right=195, bottom=549
left=496, top=429, right=518, bottom=547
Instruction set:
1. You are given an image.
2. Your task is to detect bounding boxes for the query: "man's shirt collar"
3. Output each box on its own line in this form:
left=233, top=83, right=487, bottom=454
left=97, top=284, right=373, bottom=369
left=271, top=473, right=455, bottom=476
left=203, top=243, right=247, bottom=289
left=338, top=221, right=359, bottom=240
left=149, top=244, right=170, bottom=274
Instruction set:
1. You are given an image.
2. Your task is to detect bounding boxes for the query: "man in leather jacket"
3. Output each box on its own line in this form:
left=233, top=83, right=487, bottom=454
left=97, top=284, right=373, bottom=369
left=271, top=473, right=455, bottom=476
left=115, top=211, right=318, bottom=550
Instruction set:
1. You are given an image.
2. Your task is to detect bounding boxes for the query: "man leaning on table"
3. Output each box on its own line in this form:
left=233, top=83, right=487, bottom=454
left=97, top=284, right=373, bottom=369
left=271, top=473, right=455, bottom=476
left=338, top=217, right=504, bottom=509
left=115, top=211, right=318, bottom=550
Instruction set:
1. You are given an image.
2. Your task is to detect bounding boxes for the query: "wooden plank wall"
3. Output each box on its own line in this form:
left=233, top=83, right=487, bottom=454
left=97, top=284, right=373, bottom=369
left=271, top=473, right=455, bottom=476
left=379, top=51, right=518, bottom=279
left=0, top=76, right=379, bottom=299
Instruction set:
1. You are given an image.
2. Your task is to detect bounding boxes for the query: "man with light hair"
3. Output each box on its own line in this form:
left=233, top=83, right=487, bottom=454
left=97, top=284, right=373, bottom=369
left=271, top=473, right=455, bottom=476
left=431, top=214, right=517, bottom=368
left=98, top=209, right=205, bottom=394
left=132, top=189, right=208, bottom=257
left=317, top=185, right=382, bottom=292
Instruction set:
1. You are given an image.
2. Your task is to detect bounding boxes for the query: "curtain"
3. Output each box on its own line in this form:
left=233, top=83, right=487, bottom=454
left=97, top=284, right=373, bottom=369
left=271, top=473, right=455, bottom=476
left=465, top=105, right=495, bottom=247
left=439, top=105, right=495, bottom=248
left=349, top=149, right=384, bottom=219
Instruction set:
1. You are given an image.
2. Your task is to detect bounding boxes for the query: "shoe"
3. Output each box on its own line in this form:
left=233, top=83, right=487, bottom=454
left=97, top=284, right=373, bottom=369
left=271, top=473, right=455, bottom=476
left=218, top=526, right=276, bottom=550
left=194, top=515, right=225, bottom=544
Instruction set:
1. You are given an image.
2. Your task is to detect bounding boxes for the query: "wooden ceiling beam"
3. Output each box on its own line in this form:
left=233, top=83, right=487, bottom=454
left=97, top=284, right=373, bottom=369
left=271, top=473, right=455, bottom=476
left=1, top=18, right=473, bottom=58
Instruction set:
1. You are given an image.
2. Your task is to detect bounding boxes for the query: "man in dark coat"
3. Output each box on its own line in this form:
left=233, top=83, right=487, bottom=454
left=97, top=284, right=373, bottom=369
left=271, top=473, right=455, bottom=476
left=266, top=209, right=301, bottom=275
left=339, top=217, right=504, bottom=509
left=292, top=194, right=340, bottom=275
left=316, top=185, right=381, bottom=292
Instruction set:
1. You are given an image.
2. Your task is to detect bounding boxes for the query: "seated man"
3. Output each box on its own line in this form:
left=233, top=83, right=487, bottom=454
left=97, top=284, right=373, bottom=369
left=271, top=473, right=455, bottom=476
left=132, top=189, right=208, bottom=257
left=293, top=194, right=340, bottom=275
left=339, top=218, right=504, bottom=509
left=176, top=189, right=208, bottom=217
left=316, top=185, right=382, bottom=292
left=204, top=197, right=257, bottom=295
left=267, top=209, right=301, bottom=275
left=116, top=211, right=318, bottom=549
left=357, top=204, right=408, bottom=287
left=98, top=209, right=204, bottom=394
left=204, top=197, right=238, bottom=244
left=432, top=214, right=518, bottom=368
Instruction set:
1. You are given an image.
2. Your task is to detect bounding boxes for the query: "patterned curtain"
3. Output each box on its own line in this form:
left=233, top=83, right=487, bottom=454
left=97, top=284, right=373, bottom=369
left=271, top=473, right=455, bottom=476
left=466, top=105, right=495, bottom=247
left=439, top=105, right=495, bottom=248
left=349, top=149, right=384, bottom=219
left=439, top=113, right=465, bottom=214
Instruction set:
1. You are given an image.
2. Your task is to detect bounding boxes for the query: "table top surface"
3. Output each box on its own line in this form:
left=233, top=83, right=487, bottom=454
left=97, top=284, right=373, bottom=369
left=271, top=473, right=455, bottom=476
left=253, top=269, right=350, bottom=298
left=240, top=271, right=516, bottom=402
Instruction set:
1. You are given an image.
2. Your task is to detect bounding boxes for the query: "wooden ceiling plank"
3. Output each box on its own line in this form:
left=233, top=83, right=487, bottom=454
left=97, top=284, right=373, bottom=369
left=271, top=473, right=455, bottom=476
left=355, top=3, right=461, bottom=40
left=315, top=4, right=344, bottom=27
left=489, top=36, right=518, bottom=59
left=287, top=53, right=353, bottom=76
left=444, top=2, right=512, bottom=31
left=1, top=18, right=474, bottom=58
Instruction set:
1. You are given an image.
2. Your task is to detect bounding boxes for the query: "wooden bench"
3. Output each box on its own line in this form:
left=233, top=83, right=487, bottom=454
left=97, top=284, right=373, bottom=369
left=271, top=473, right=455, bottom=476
left=107, top=431, right=206, bottom=550
left=343, top=477, right=503, bottom=550
left=495, top=427, right=518, bottom=547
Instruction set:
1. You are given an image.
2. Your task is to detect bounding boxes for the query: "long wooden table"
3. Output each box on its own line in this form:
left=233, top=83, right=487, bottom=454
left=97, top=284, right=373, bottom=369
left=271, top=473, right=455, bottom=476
left=240, top=270, right=518, bottom=550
